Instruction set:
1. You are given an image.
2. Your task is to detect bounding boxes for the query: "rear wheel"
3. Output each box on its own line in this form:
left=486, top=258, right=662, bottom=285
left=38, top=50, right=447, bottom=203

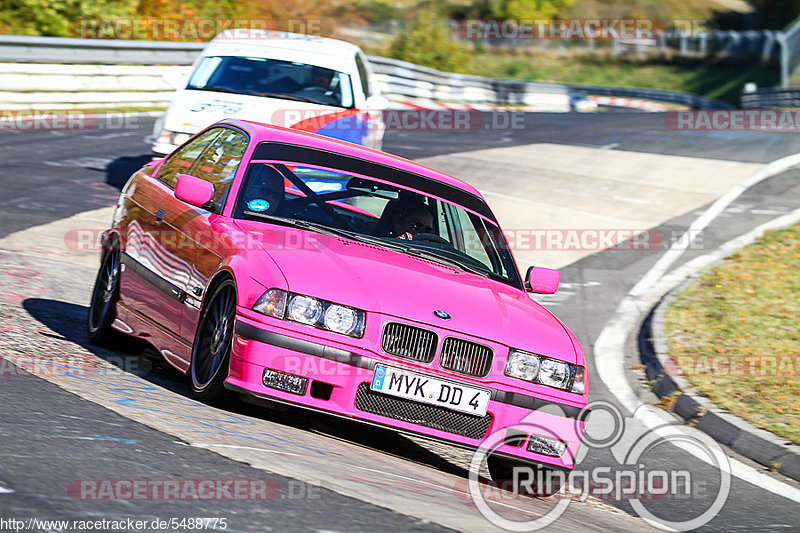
left=191, top=278, right=236, bottom=404
left=87, top=244, right=120, bottom=345
left=487, top=456, right=565, bottom=497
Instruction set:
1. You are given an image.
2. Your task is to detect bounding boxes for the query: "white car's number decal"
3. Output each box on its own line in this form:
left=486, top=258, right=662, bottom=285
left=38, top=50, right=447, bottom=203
left=189, top=100, right=244, bottom=114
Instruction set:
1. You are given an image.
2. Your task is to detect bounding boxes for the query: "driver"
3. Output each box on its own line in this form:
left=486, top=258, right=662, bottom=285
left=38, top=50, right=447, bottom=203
left=309, top=66, right=335, bottom=90
left=243, top=164, right=285, bottom=216
left=392, top=202, right=435, bottom=240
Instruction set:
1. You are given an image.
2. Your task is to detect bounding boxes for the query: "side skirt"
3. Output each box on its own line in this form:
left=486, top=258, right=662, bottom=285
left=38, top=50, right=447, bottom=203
left=114, top=301, right=193, bottom=374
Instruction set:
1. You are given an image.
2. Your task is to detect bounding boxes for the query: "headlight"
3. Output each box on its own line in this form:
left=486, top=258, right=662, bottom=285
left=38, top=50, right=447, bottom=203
left=287, top=295, right=323, bottom=325
left=323, top=304, right=360, bottom=336
left=156, top=129, right=173, bottom=145
left=252, top=289, right=366, bottom=337
left=538, top=358, right=571, bottom=389
left=173, top=133, right=191, bottom=145
left=505, top=348, right=585, bottom=394
left=156, top=130, right=191, bottom=146
left=505, top=350, right=541, bottom=381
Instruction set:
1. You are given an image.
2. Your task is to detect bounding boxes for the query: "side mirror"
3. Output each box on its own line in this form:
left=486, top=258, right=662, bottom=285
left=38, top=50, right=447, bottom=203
left=175, top=173, right=214, bottom=208
left=525, top=266, right=560, bottom=294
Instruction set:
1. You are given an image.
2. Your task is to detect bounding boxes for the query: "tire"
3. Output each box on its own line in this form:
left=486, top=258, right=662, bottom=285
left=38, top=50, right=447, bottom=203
left=190, top=278, right=236, bottom=404
left=87, top=244, right=121, bottom=345
left=487, top=456, right=565, bottom=497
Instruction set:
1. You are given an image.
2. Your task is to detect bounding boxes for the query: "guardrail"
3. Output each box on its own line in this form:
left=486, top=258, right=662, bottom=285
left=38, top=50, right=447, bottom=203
left=0, top=35, right=725, bottom=112
left=367, top=55, right=570, bottom=109
left=741, top=86, right=800, bottom=108
left=567, top=84, right=733, bottom=109
left=0, top=35, right=204, bottom=64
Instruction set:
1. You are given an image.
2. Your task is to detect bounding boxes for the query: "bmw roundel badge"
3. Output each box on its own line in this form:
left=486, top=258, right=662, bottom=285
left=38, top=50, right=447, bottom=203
left=434, top=310, right=451, bottom=320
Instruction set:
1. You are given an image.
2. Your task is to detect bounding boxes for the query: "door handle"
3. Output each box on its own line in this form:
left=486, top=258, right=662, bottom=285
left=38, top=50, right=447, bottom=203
left=155, top=208, right=166, bottom=223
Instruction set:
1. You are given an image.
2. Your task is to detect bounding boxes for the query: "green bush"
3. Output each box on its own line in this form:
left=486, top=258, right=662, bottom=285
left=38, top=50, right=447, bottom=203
left=388, top=7, right=472, bottom=72
left=0, top=0, right=136, bottom=37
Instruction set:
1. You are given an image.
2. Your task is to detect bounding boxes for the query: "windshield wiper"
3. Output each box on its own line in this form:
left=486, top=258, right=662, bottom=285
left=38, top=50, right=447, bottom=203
left=400, top=246, right=492, bottom=278
left=187, top=85, right=242, bottom=95
left=247, top=91, right=342, bottom=107
left=242, top=212, right=494, bottom=277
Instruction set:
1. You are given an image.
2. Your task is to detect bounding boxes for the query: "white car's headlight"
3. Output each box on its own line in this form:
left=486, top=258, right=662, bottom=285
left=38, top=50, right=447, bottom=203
left=253, top=289, right=366, bottom=337
left=505, top=349, right=585, bottom=394
left=156, top=130, right=191, bottom=146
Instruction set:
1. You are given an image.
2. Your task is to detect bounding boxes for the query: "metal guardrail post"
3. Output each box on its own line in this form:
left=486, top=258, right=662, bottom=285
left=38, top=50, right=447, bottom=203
left=777, top=33, right=789, bottom=87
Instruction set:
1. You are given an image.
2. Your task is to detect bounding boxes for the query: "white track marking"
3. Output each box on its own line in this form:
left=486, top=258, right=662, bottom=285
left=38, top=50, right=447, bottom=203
left=594, top=150, right=800, bottom=503
left=629, top=152, right=800, bottom=299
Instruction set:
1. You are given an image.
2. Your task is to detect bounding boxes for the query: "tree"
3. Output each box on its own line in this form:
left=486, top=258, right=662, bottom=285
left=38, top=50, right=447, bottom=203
left=0, top=0, right=137, bottom=37
left=470, top=0, right=574, bottom=20
left=750, top=0, right=800, bottom=30
left=389, top=7, right=472, bottom=72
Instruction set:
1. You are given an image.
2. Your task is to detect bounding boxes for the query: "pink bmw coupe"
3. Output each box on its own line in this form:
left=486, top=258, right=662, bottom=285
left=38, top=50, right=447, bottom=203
left=89, top=119, right=588, bottom=491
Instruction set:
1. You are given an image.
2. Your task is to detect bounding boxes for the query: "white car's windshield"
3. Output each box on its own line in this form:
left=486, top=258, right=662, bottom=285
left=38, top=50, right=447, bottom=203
left=187, top=56, right=354, bottom=108
left=232, top=160, right=522, bottom=288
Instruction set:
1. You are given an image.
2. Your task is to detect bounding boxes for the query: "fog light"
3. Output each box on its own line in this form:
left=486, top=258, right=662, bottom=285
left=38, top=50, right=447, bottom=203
left=262, top=368, right=308, bottom=395
left=527, top=434, right=567, bottom=457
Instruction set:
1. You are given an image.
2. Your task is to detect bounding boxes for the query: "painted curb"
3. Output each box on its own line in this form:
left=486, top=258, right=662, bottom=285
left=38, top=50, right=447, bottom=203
left=642, top=272, right=800, bottom=482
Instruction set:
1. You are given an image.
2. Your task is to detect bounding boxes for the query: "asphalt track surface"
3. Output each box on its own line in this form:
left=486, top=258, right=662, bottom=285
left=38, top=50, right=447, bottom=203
left=1, top=113, right=799, bottom=532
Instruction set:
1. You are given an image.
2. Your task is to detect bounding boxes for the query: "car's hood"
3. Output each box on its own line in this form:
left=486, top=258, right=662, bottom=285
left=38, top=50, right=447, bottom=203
left=236, top=221, right=577, bottom=363
left=163, top=89, right=348, bottom=134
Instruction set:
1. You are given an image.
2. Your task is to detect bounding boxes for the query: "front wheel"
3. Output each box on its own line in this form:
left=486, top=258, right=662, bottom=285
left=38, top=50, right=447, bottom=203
left=190, top=278, right=236, bottom=404
left=487, top=456, right=565, bottom=497
left=87, top=244, right=120, bottom=345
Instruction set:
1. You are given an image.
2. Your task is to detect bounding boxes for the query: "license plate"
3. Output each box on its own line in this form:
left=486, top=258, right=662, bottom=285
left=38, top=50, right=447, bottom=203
left=370, top=365, right=491, bottom=417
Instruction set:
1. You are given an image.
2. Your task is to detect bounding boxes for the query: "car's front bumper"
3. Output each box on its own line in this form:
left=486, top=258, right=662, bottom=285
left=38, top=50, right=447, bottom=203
left=226, top=314, right=588, bottom=469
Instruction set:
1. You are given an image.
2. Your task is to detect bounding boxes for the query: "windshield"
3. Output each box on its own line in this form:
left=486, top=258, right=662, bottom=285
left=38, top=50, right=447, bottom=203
left=232, top=160, right=522, bottom=288
left=187, top=56, right=354, bottom=108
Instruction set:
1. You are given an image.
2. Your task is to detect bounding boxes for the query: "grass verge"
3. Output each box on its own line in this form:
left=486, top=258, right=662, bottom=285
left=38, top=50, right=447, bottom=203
left=665, top=223, right=800, bottom=444
left=465, top=52, right=779, bottom=105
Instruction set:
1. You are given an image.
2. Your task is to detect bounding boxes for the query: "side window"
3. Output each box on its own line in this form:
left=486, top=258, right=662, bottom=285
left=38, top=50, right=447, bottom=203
left=157, top=129, right=222, bottom=188
left=354, top=53, right=371, bottom=99
left=189, top=129, right=248, bottom=211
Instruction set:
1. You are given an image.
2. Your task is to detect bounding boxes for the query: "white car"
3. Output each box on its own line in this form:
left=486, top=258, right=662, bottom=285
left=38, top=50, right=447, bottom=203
left=152, top=30, right=387, bottom=156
